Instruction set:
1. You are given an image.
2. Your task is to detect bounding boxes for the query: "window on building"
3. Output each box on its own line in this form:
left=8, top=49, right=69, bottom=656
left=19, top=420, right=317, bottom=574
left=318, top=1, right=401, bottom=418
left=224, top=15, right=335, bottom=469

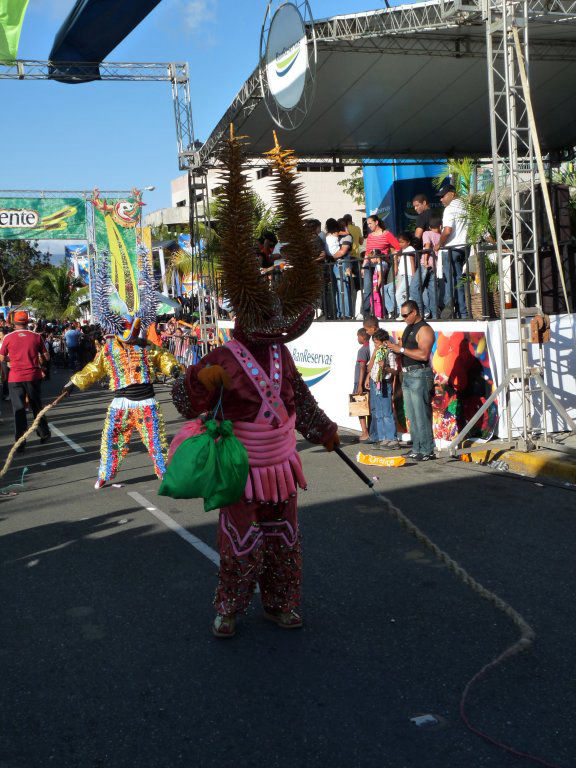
left=176, top=200, right=186, bottom=207
left=296, top=162, right=344, bottom=173
left=256, top=168, right=271, bottom=180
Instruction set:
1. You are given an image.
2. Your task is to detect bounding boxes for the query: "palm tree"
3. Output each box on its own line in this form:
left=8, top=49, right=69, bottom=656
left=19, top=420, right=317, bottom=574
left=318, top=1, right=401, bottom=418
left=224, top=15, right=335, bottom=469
left=433, top=157, right=477, bottom=198
left=26, top=264, right=89, bottom=321
left=434, top=157, right=497, bottom=243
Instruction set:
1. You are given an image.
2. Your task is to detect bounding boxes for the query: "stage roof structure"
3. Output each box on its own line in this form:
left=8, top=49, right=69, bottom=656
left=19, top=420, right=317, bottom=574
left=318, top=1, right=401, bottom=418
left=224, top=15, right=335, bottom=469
left=192, top=0, right=576, bottom=167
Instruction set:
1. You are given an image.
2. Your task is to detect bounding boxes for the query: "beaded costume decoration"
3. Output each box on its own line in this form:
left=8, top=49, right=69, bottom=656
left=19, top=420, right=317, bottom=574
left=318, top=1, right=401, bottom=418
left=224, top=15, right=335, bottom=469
left=71, top=338, right=177, bottom=393
left=70, top=237, right=179, bottom=487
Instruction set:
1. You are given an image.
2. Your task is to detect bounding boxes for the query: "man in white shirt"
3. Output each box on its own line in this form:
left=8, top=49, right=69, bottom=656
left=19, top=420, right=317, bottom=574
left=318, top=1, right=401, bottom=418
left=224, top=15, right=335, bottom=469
left=435, top=183, right=469, bottom=318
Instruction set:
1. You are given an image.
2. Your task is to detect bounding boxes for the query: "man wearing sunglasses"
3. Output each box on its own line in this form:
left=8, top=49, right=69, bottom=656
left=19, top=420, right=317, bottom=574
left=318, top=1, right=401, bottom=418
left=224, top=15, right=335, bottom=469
left=383, top=300, right=436, bottom=461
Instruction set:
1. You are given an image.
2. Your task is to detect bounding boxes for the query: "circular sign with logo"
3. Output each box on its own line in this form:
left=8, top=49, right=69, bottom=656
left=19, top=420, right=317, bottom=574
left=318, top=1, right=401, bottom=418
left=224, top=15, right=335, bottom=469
left=260, top=1, right=316, bottom=130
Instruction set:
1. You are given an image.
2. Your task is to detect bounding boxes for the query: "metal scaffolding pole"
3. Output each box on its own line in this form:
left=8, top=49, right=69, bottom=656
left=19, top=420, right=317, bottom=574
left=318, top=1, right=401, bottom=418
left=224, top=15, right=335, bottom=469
left=448, top=0, right=576, bottom=455
left=490, top=0, right=539, bottom=448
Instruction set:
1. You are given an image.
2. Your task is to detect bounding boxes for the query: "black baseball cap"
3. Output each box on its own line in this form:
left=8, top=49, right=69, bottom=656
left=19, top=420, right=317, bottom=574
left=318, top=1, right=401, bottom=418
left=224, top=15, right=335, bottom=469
left=437, top=183, right=456, bottom=197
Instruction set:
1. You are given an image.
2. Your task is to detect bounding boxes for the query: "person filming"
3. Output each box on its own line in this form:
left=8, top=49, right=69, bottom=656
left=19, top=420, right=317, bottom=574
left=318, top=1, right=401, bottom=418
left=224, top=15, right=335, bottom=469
left=383, top=300, right=435, bottom=461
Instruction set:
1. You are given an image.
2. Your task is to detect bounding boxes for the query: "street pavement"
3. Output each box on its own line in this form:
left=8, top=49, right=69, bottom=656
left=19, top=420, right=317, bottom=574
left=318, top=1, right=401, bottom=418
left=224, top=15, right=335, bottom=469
left=0, top=370, right=574, bottom=768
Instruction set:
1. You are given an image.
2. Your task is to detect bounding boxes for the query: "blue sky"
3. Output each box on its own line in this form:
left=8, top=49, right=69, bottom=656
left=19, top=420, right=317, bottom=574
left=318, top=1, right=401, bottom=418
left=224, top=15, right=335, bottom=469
left=5, top=0, right=386, bottom=231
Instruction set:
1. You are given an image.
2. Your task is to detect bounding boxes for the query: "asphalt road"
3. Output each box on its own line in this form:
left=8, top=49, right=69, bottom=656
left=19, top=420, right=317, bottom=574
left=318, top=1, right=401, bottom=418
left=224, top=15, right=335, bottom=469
left=0, top=370, right=574, bottom=768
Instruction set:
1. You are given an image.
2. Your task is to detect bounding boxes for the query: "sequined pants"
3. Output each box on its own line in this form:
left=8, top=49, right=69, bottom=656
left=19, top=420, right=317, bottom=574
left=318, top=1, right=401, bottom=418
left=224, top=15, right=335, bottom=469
left=99, top=398, right=167, bottom=482
left=214, top=497, right=302, bottom=617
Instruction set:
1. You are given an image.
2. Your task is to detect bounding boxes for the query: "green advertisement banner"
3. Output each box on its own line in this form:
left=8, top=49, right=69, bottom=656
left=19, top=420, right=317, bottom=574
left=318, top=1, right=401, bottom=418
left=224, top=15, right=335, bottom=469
left=92, top=194, right=142, bottom=315
left=0, top=0, right=30, bottom=61
left=0, top=197, right=86, bottom=240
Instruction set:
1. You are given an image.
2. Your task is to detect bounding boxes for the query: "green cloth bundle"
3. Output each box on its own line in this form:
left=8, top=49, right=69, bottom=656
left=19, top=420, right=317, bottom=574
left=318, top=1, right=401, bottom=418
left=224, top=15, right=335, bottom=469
left=158, top=419, right=249, bottom=512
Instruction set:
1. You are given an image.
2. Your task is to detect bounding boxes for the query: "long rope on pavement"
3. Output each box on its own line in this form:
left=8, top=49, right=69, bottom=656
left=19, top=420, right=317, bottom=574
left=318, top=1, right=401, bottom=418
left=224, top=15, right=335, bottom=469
left=335, top=447, right=560, bottom=768
left=0, top=390, right=70, bottom=481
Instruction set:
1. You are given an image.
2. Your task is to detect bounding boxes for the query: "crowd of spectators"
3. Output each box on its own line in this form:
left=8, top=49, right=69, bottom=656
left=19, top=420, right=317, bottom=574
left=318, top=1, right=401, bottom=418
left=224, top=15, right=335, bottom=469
left=253, top=184, right=471, bottom=322
left=159, top=317, right=203, bottom=366
left=0, top=317, right=102, bottom=382
left=341, top=186, right=469, bottom=320
left=247, top=184, right=470, bottom=321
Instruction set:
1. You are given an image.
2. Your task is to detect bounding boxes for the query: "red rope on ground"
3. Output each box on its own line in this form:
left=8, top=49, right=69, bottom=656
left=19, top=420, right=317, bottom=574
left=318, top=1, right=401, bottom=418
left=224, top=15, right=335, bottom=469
left=460, top=662, right=562, bottom=768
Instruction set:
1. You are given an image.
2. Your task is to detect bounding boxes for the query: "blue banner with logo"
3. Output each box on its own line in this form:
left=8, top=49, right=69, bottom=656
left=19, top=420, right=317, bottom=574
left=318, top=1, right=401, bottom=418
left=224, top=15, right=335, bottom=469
left=65, top=244, right=90, bottom=285
left=363, top=160, right=446, bottom=234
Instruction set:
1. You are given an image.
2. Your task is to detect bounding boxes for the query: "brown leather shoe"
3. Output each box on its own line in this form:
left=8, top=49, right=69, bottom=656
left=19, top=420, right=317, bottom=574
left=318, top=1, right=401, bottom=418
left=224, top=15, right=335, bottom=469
left=263, top=610, right=303, bottom=629
left=212, top=614, right=236, bottom=638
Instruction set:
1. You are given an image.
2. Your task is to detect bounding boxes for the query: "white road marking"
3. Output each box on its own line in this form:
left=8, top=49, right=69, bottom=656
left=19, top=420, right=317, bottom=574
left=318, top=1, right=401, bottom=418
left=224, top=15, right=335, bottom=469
left=127, top=491, right=220, bottom=566
left=48, top=422, right=85, bottom=453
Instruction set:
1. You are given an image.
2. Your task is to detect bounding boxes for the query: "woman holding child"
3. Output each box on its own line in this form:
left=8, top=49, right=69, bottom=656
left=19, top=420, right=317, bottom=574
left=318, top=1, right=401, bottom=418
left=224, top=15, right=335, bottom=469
left=365, top=328, right=399, bottom=448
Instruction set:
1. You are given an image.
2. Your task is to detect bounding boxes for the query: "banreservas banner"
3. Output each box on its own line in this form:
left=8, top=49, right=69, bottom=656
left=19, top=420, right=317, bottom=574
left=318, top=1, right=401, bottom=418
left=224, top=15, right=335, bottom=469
left=220, top=319, right=501, bottom=442
left=0, top=197, right=86, bottom=240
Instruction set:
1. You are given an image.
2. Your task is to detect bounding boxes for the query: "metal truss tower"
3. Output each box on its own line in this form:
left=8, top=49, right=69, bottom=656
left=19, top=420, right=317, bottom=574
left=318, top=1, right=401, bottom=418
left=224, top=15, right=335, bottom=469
left=486, top=0, right=542, bottom=450
left=449, top=0, right=576, bottom=454
left=0, top=60, right=218, bottom=351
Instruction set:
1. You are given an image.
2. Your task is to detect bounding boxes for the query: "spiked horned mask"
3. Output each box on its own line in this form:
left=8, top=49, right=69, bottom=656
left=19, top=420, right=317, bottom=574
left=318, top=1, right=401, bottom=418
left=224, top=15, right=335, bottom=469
left=218, top=128, right=322, bottom=344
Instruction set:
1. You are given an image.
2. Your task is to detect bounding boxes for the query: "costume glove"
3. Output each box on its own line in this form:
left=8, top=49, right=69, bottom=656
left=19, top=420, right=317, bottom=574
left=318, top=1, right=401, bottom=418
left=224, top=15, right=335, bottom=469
left=62, top=381, right=76, bottom=396
left=323, top=432, right=340, bottom=452
left=197, top=364, right=230, bottom=392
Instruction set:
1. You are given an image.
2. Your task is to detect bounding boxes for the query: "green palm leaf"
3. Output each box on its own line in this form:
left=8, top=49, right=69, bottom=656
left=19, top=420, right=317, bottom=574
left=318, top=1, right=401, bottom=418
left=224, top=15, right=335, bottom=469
left=26, top=264, right=88, bottom=321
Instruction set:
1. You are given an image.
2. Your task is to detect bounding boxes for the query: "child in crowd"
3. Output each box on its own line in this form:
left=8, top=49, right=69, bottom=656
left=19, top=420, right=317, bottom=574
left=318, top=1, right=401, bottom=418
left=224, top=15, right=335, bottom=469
left=363, top=314, right=379, bottom=357
left=370, top=249, right=384, bottom=318
left=354, top=328, right=371, bottom=441
left=384, top=232, right=415, bottom=318
left=366, top=328, right=398, bottom=448
left=410, top=216, right=442, bottom=318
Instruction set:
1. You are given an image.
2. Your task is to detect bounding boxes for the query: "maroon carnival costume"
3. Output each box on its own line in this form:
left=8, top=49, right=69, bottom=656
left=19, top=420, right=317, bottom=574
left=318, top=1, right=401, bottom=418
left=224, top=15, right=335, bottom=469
left=171, top=130, right=338, bottom=636
left=173, top=332, right=336, bottom=625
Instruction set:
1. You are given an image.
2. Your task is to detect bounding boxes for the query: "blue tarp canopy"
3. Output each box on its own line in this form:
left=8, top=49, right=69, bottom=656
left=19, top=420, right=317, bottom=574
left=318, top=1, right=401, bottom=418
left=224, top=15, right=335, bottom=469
left=364, top=161, right=446, bottom=233
left=48, top=0, right=161, bottom=83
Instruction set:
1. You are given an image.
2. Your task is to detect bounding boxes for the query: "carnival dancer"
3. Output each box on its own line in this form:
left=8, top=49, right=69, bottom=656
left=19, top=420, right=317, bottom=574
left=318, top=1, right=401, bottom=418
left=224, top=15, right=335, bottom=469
left=64, top=259, right=181, bottom=489
left=171, top=129, right=339, bottom=638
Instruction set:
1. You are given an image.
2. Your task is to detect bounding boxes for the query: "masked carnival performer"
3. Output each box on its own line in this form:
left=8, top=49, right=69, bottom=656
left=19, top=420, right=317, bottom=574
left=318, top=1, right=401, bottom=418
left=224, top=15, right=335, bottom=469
left=171, top=129, right=340, bottom=638
left=64, top=259, right=181, bottom=489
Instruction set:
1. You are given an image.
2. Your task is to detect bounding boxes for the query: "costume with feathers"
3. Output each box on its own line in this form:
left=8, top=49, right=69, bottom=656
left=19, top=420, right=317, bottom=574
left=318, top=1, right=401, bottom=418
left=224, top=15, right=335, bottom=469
left=69, top=257, right=180, bottom=488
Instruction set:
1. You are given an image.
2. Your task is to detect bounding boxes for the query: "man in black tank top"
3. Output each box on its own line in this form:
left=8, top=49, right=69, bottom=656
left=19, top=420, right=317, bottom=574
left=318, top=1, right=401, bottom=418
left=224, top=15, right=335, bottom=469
left=384, top=300, right=436, bottom=461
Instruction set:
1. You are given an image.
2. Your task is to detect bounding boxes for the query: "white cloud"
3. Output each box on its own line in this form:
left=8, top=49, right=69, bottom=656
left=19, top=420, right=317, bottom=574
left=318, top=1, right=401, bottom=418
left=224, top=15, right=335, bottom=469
left=181, top=0, right=217, bottom=32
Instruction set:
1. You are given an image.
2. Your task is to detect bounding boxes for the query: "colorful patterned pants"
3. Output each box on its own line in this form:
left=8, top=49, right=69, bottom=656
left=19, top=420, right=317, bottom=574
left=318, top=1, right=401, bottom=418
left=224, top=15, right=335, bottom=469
left=214, top=497, right=302, bottom=617
left=99, top=397, right=167, bottom=483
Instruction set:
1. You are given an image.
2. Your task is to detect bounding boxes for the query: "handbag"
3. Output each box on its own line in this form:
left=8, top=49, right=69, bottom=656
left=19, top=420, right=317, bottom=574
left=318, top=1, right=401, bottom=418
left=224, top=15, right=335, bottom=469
left=348, top=392, right=370, bottom=417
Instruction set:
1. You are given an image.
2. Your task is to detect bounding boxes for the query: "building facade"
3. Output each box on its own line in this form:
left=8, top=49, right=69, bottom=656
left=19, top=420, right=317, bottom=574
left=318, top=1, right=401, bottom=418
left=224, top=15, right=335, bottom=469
left=169, top=163, right=364, bottom=231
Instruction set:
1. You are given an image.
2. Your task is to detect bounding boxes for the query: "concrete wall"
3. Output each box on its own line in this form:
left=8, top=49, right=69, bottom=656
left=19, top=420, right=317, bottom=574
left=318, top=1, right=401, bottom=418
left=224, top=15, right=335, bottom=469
left=170, top=165, right=364, bottom=231
left=143, top=207, right=189, bottom=228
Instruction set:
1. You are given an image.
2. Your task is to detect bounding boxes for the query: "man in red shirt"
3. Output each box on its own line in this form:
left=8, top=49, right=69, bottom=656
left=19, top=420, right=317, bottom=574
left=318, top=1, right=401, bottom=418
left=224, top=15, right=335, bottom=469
left=0, top=311, right=51, bottom=451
